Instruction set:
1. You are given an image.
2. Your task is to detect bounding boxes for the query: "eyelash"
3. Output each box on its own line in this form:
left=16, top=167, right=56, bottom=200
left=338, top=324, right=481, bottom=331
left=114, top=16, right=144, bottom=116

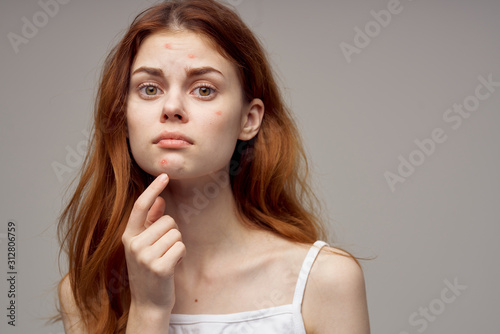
left=137, top=82, right=218, bottom=100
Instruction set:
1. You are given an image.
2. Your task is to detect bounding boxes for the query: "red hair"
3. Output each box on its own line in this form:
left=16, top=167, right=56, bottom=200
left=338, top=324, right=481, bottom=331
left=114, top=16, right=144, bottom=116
left=56, top=0, right=356, bottom=332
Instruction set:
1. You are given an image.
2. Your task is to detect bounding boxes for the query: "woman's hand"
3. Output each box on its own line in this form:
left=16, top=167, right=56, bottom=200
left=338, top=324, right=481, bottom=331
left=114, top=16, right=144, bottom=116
left=122, top=173, right=185, bottom=312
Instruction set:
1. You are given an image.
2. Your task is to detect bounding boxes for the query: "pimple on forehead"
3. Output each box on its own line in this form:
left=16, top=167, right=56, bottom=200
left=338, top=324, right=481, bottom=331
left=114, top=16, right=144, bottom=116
left=187, top=54, right=195, bottom=59
left=164, top=43, right=172, bottom=49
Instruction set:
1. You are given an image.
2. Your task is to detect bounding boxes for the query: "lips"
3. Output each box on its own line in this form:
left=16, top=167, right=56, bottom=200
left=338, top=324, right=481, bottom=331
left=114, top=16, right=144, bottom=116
left=153, top=130, right=193, bottom=148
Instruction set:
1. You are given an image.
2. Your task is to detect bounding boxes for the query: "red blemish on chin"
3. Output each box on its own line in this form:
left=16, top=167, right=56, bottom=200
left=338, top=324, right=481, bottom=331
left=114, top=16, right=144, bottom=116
left=187, top=54, right=195, bottom=59
left=215, top=110, right=222, bottom=116
left=160, top=159, right=168, bottom=166
left=165, top=43, right=172, bottom=49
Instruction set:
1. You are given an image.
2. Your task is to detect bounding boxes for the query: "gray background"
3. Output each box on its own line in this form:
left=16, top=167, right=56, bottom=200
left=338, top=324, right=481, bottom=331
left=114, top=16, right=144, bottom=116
left=1, top=0, right=499, bottom=333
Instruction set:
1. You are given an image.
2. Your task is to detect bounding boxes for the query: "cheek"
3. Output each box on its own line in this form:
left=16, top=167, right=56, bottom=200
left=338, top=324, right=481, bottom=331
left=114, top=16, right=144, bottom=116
left=126, top=99, right=160, bottom=136
left=195, top=107, right=241, bottom=151
left=211, top=115, right=243, bottom=164
left=125, top=107, right=152, bottom=154
left=208, top=108, right=241, bottom=135
left=126, top=113, right=142, bottom=142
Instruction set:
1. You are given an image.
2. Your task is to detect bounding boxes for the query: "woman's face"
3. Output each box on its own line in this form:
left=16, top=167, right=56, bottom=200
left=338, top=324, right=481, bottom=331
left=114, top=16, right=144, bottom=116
left=126, top=30, right=263, bottom=180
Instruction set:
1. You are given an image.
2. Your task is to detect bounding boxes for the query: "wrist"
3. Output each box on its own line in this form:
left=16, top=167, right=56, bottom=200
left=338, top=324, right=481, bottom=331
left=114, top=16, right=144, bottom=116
left=127, top=302, right=172, bottom=333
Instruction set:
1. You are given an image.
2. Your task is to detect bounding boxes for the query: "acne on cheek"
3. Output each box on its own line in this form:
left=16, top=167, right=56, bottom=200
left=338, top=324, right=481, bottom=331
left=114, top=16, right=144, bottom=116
left=215, top=110, right=222, bottom=116
left=187, top=54, right=195, bottom=59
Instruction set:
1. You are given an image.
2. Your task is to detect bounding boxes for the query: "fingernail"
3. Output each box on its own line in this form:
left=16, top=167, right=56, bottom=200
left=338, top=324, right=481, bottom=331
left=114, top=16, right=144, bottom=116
left=159, top=174, right=168, bottom=182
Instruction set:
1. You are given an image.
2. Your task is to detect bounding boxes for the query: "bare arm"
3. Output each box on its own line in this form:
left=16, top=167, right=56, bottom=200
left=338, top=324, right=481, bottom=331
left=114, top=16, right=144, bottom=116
left=126, top=303, right=172, bottom=333
left=303, top=247, right=371, bottom=334
left=58, top=274, right=87, bottom=334
left=59, top=274, right=173, bottom=334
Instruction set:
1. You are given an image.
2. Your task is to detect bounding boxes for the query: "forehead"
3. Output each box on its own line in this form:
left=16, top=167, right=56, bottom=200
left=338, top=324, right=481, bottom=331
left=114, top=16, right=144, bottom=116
left=131, top=30, right=237, bottom=77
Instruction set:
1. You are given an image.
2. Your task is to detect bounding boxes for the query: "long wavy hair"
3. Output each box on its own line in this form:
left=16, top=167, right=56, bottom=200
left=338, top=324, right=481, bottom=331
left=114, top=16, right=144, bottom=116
left=56, top=0, right=360, bottom=332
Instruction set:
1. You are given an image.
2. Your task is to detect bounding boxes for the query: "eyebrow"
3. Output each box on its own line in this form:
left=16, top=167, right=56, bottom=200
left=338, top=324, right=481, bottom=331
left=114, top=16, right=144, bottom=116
left=131, top=66, right=164, bottom=78
left=185, top=66, right=224, bottom=78
left=131, top=66, right=224, bottom=78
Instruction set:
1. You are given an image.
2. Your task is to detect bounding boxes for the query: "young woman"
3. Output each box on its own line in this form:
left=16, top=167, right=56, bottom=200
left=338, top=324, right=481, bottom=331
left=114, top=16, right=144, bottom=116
left=56, top=0, right=370, bottom=333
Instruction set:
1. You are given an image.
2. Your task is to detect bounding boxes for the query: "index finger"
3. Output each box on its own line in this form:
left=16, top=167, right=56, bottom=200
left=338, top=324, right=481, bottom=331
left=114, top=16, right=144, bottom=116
left=124, top=173, right=169, bottom=237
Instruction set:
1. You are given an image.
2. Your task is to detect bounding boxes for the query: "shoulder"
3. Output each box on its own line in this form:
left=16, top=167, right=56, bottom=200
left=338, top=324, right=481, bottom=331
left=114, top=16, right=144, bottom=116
left=302, top=245, right=371, bottom=334
left=58, top=274, right=87, bottom=333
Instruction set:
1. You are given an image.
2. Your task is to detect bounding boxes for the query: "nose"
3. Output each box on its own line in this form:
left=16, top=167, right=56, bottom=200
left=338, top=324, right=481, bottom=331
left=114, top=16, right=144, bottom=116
left=161, top=89, right=188, bottom=123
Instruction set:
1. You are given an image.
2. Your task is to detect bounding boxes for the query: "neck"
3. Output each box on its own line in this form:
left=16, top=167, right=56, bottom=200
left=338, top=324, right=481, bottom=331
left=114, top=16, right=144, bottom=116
left=159, top=170, right=258, bottom=279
